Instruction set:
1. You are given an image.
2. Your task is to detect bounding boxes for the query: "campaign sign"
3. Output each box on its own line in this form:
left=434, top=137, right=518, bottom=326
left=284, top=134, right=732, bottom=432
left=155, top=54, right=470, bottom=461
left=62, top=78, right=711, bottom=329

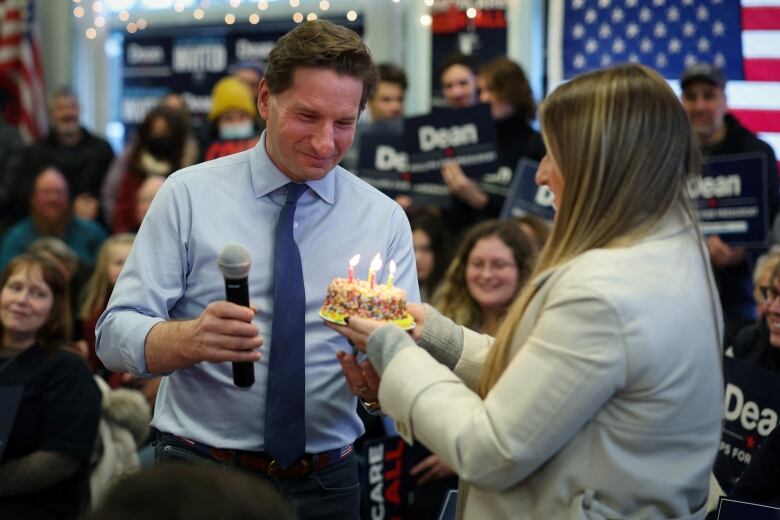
left=500, top=159, right=555, bottom=221
left=690, top=152, right=769, bottom=248
left=404, top=105, right=499, bottom=208
left=0, top=385, right=23, bottom=460
left=360, top=436, right=415, bottom=520
left=357, top=129, right=411, bottom=200
left=717, top=499, right=780, bottom=519
left=121, top=18, right=362, bottom=142
left=437, top=489, right=459, bottom=520
left=713, top=356, right=780, bottom=492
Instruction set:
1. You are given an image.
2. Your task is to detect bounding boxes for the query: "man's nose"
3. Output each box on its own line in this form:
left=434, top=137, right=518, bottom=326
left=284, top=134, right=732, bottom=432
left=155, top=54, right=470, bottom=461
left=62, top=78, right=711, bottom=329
left=311, top=124, right=335, bottom=156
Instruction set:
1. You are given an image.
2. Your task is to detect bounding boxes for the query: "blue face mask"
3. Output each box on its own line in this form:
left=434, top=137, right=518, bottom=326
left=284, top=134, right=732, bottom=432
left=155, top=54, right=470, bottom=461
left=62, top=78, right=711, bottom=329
left=219, top=121, right=254, bottom=140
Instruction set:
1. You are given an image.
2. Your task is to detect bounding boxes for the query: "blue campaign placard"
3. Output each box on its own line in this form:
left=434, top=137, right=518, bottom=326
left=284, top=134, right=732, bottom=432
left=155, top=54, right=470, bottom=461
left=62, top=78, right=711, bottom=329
left=690, top=152, right=769, bottom=248
left=717, top=499, right=780, bottom=519
left=356, top=125, right=411, bottom=200
left=500, top=159, right=555, bottom=221
left=404, top=105, right=499, bottom=207
left=713, top=356, right=780, bottom=492
left=0, top=385, right=24, bottom=460
left=437, top=489, right=459, bottom=520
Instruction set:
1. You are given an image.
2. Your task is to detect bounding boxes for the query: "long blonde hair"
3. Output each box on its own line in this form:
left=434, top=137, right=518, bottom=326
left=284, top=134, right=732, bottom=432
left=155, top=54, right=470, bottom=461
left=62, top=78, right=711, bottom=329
left=79, top=234, right=135, bottom=319
left=478, top=65, right=703, bottom=396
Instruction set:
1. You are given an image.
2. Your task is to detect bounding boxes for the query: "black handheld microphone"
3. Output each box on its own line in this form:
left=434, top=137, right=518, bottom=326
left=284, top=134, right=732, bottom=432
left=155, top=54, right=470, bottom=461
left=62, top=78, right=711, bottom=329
left=217, top=244, right=255, bottom=388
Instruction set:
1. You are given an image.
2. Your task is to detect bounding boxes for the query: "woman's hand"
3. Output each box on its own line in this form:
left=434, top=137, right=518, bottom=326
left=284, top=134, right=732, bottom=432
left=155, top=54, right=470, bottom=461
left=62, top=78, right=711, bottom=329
left=336, top=351, right=381, bottom=403
left=441, top=160, right=488, bottom=209
left=407, top=303, right=425, bottom=343
left=410, top=454, right=457, bottom=485
left=325, top=316, right=386, bottom=352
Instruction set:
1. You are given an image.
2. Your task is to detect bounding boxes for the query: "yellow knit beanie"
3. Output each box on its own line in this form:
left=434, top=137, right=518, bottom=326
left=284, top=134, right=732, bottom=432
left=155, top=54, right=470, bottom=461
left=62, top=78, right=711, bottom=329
left=208, top=77, right=256, bottom=120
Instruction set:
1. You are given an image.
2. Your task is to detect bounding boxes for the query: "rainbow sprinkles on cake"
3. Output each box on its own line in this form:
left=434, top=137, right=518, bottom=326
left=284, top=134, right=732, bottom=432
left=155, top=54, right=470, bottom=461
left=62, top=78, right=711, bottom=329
left=320, top=253, right=415, bottom=329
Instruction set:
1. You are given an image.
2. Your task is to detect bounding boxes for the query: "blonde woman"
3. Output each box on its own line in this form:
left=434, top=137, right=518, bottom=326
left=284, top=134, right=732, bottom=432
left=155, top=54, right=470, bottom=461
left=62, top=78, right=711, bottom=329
left=79, top=233, right=135, bottom=374
left=330, top=65, right=723, bottom=518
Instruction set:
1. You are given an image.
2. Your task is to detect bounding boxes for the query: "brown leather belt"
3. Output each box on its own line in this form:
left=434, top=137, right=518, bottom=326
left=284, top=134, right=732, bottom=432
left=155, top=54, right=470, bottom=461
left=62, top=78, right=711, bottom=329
left=162, top=433, right=353, bottom=479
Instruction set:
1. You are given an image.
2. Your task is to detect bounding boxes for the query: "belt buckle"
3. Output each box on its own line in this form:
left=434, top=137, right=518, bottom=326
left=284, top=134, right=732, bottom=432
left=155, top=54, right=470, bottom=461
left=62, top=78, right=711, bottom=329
left=268, top=458, right=311, bottom=478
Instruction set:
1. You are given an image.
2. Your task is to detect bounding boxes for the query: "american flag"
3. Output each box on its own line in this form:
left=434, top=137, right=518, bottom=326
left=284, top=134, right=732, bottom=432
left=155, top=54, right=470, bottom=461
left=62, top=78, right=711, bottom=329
left=0, top=0, right=46, bottom=142
left=547, top=0, right=780, bottom=161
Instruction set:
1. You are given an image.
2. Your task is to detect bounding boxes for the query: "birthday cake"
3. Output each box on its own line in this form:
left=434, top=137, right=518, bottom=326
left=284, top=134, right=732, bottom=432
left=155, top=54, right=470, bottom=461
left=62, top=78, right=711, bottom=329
left=320, top=278, right=414, bottom=328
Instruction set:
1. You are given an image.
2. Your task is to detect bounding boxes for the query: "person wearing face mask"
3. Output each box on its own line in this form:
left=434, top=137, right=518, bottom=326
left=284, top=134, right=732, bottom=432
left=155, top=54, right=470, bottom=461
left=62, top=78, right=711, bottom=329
left=112, top=107, right=187, bottom=234
left=203, top=77, right=260, bottom=161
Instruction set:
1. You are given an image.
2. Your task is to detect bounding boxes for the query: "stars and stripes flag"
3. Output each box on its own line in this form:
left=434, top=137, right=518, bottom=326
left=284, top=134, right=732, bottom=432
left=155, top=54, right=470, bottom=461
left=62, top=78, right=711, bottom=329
left=547, top=0, right=780, bottom=161
left=0, top=0, right=46, bottom=142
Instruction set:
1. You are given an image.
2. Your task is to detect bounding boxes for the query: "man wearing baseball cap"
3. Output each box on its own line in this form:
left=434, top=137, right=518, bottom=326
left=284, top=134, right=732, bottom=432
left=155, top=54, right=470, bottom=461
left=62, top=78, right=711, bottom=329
left=681, top=63, right=779, bottom=339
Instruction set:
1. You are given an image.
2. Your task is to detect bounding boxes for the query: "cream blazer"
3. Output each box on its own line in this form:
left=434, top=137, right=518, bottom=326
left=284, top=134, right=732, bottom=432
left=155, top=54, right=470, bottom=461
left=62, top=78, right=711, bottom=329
left=378, top=213, right=724, bottom=519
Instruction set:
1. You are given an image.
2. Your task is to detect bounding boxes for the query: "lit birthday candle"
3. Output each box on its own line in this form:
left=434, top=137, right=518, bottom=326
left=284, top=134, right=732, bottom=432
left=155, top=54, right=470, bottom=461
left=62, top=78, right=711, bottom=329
left=387, top=260, right=396, bottom=287
left=367, top=253, right=382, bottom=289
left=347, top=254, right=360, bottom=282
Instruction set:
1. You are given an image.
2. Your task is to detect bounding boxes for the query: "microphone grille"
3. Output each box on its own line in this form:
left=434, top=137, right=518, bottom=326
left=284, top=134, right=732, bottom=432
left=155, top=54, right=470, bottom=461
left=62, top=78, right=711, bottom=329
left=217, top=244, right=252, bottom=279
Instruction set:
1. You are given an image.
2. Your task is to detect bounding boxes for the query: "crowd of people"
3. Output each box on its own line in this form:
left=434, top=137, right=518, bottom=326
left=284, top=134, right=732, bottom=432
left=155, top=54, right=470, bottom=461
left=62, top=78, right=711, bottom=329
left=0, top=17, right=779, bottom=520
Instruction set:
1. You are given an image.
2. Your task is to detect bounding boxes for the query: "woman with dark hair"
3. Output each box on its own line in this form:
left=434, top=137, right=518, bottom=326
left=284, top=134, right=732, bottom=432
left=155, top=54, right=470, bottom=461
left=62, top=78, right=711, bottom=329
left=0, top=253, right=101, bottom=519
left=411, top=212, right=451, bottom=303
left=112, top=106, right=188, bottom=233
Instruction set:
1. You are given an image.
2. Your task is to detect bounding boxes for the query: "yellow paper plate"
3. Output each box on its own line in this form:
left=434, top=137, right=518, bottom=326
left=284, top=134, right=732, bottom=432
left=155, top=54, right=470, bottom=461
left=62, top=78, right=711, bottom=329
left=319, top=308, right=415, bottom=331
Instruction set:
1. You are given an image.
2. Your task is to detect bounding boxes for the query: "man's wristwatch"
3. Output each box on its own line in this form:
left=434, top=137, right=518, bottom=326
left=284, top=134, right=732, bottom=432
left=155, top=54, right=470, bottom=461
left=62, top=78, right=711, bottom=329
left=360, top=398, right=382, bottom=415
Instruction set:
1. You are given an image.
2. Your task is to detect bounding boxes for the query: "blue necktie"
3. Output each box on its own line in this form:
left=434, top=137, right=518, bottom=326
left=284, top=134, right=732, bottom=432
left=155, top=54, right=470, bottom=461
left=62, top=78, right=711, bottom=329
left=265, top=182, right=307, bottom=468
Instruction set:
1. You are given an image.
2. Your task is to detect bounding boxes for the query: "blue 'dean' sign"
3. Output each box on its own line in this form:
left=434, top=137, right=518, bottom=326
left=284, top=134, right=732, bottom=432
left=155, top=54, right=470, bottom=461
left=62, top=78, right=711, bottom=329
left=690, top=152, right=769, bottom=249
left=404, top=105, right=499, bottom=208
left=357, top=130, right=411, bottom=200
left=500, top=159, right=555, bottom=221
left=713, top=356, right=780, bottom=492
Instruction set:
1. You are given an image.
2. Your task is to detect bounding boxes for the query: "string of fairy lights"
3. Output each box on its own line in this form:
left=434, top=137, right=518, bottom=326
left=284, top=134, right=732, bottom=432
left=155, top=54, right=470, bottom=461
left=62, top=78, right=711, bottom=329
left=70, top=0, right=485, bottom=39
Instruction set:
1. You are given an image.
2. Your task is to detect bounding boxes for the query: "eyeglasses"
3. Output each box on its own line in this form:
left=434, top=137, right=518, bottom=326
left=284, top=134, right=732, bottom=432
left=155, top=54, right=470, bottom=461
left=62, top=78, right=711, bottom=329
left=759, top=286, right=780, bottom=304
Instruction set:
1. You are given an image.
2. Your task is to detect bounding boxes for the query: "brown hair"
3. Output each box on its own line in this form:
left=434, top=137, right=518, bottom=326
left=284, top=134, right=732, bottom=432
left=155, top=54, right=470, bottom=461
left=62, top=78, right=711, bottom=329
left=439, top=53, right=477, bottom=80
left=376, top=63, right=407, bottom=92
left=433, top=220, right=535, bottom=333
left=264, top=20, right=378, bottom=111
left=80, top=234, right=135, bottom=320
left=478, top=56, right=536, bottom=121
left=479, top=64, right=708, bottom=396
left=0, top=253, right=72, bottom=352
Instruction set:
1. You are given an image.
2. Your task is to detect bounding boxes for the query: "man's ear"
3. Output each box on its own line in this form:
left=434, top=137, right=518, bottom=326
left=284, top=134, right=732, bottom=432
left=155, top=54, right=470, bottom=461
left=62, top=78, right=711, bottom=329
left=257, top=79, right=270, bottom=121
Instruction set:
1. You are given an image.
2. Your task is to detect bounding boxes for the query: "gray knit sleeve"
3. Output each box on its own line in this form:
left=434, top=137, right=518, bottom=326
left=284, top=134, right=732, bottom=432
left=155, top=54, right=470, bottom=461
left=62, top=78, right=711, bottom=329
left=417, top=304, right=463, bottom=370
left=366, top=324, right=417, bottom=375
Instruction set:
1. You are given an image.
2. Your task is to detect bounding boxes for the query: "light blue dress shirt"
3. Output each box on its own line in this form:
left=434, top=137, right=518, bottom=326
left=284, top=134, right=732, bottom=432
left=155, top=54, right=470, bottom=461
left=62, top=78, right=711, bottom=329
left=96, top=134, right=419, bottom=452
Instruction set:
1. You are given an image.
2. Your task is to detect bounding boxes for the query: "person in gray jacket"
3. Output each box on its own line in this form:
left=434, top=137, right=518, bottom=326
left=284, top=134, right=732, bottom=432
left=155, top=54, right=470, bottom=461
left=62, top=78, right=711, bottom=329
left=330, top=64, right=724, bottom=519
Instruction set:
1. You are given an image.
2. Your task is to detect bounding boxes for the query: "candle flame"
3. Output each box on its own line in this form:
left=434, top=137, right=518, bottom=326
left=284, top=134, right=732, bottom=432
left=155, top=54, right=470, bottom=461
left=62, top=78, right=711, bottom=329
left=389, top=260, right=396, bottom=274
left=349, top=254, right=361, bottom=267
left=370, top=253, right=382, bottom=272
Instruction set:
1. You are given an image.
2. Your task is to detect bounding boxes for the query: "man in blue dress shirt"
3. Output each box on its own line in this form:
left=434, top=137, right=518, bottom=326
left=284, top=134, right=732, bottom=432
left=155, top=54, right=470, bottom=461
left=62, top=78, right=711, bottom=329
left=96, top=21, right=419, bottom=519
